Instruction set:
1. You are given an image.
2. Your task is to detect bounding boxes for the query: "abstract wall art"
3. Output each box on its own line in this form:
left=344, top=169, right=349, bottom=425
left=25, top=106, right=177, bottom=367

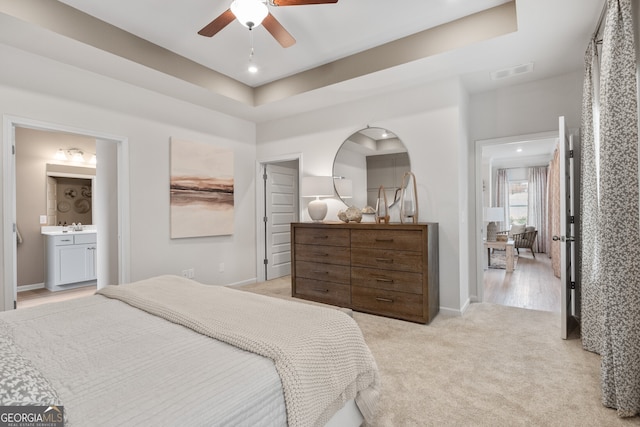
left=170, top=138, right=234, bottom=238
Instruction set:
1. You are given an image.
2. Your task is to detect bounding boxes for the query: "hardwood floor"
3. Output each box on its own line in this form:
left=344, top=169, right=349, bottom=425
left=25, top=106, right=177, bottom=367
left=17, top=285, right=97, bottom=309
left=483, top=249, right=561, bottom=312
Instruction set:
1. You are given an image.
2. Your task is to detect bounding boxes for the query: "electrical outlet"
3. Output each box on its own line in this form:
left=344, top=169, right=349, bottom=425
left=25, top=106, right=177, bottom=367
left=39, top=215, right=47, bottom=225
left=181, top=268, right=195, bottom=279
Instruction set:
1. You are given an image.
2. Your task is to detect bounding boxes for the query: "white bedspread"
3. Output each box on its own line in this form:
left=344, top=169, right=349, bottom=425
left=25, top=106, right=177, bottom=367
left=97, top=275, right=380, bottom=427
left=1, top=292, right=287, bottom=426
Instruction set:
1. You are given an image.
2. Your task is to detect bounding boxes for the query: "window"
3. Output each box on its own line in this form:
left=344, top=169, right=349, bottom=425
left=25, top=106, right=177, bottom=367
left=508, top=180, right=528, bottom=225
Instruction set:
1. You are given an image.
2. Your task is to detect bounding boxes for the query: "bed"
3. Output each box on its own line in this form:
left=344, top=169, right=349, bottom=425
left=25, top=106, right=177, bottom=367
left=0, top=275, right=379, bottom=426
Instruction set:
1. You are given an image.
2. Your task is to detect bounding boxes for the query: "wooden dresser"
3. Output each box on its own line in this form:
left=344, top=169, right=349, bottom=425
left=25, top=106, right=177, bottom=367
left=291, top=222, right=439, bottom=324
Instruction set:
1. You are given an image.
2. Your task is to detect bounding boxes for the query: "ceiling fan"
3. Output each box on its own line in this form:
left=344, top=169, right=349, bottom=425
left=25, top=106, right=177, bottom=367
left=198, top=0, right=339, bottom=48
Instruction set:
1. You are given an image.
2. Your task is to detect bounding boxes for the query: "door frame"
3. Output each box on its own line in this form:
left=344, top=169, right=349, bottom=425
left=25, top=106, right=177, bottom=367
left=2, top=115, right=130, bottom=310
left=255, top=153, right=302, bottom=283
left=473, top=130, right=558, bottom=303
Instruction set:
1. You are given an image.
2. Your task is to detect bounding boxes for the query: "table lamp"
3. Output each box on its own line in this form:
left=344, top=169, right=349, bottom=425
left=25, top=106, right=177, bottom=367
left=484, top=207, right=504, bottom=242
left=302, top=176, right=335, bottom=222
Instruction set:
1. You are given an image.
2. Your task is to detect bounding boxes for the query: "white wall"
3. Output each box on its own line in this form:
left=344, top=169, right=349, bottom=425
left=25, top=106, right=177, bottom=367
left=257, top=79, right=467, bottom=314
left=467, top=71, right=584, bottom=302
left=0, top=48, right=259, bottom=310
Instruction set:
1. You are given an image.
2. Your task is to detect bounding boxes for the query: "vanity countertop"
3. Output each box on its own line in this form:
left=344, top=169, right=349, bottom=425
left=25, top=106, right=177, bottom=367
left=41, top=226, right=97, bottom=236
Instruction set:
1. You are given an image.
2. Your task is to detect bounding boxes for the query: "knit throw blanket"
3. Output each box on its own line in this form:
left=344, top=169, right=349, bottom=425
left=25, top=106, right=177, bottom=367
left=97, top=275, right=379, bottom=426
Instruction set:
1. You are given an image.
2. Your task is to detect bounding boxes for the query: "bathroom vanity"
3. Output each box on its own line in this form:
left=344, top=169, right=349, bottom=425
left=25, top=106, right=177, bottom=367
left=42, top=227, right=97, bottom=291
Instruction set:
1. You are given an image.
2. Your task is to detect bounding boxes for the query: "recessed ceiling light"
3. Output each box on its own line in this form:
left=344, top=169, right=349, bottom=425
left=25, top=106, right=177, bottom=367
left=248, top=64, right=258, bottom=73
left=516, top=148, right=523, bottom=152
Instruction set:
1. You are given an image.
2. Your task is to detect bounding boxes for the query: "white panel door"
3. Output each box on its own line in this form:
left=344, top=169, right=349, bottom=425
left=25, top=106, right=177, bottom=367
left=556, top=116, right=580, bottom=339
left=264, top=163, right=298, bottom=280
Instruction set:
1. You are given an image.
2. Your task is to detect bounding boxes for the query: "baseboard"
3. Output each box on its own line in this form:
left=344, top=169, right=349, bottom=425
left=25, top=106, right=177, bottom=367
left=225, top=278, right=258, bottom=287
left=459, top=298, right=471, bottom=315
left=438, top=306, right=463, bottom=317
left=17, top=283, right=45, bottom=292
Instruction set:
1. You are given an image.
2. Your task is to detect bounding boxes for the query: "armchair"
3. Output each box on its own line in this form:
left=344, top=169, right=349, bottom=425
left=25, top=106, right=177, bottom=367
left=497, top=225, right=538, bottom=258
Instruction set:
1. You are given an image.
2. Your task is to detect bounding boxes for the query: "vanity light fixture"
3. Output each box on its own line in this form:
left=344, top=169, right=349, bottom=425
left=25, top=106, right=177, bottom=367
left=302, top=176, right=334, bottom=222
left=70, top=149, right=85, bottom=162
left=54, top=148, right=67, bottom=160
left=53, top=148, right=96, bottom=165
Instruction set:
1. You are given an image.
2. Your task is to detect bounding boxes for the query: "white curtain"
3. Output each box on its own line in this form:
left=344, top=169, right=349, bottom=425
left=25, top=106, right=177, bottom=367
left=580, top=0, right=640, bottom=417
left=527, top=166, right=548, bottom=253
left=494, top=169, right=509, bottom=231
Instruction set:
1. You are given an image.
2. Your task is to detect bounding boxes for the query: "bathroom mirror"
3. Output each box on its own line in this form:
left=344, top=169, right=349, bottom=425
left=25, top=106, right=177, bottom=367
left=45, top=164, right=95, bottom=226
left=332, top=127, right=410, bottom=209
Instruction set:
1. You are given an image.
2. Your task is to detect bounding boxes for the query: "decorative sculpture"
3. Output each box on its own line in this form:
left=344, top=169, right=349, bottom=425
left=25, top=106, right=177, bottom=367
left=399, top=172, right=418, bottom=224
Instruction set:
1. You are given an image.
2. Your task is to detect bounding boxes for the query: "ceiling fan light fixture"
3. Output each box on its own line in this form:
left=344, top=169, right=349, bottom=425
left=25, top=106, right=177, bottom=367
left=231, top=0, right=269, bottom=29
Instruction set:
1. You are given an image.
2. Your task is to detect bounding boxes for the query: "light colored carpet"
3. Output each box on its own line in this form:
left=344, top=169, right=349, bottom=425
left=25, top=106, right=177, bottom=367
left=235, top=278, right=640, bottom=426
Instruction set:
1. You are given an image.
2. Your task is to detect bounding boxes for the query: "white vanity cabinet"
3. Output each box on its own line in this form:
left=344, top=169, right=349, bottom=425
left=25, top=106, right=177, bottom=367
left=44, top=233, right=97, bottom=291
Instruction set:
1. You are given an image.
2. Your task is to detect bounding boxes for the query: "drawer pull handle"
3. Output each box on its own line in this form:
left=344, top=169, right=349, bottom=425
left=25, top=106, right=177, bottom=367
left=313, top=288, right=329, bottom=293
left=315, top=235, right=329, bottom=239
left=375, top=238, right=394, bottom=242
left=375, top=278, right=394, bottom=283
left=375, top=258, right=393, bottom=263
left=376, top=297, right=394, bottom=303
left=312, top=270, right=329, bottom=274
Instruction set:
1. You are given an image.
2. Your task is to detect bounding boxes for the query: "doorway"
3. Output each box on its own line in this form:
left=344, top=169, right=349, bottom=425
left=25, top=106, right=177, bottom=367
left=255, top=155, right=300, bottom=283
left=475, top=130, right=560, bottom=312
left=2, top=116, right=130, bottom=311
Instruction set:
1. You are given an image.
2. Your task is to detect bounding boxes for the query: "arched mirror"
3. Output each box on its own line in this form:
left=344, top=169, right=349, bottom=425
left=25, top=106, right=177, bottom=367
left=333, top=127, right=410, bottom=209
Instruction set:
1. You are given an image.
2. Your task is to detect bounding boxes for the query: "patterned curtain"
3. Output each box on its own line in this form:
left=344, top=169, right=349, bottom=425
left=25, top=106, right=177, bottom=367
left=494, top=169, right=509, bottom=231
left=581, top=0, right=640, bottom=417
left=581, top=39, right=603, bottom=354
left=547, top=148, right=561, bottom=278
left=527, top=166, right=548, bottom=253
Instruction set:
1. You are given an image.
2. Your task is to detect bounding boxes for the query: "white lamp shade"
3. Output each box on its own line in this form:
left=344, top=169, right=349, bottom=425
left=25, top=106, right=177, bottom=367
left=301, top=176, right=334, bottom=198
left=484, top=207, right=505, bottom=222
left=230, top=0, right=268, bottom=28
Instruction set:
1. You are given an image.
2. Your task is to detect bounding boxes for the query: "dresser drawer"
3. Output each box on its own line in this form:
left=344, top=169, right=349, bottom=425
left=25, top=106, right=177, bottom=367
left=295, top=244, right=351, bottom=266
left=351, top=229, right=423, bottom=251
left=352, top=248, right=423, bottom=273
left=352, top=286, right=424, bottom=322
left=296, top=260, right=350, bottom=285
left=294, top=278, right=351, bottom=307
left=351, top=267, right=422, bottom=294
left=294, top=227, right=350, bottom=247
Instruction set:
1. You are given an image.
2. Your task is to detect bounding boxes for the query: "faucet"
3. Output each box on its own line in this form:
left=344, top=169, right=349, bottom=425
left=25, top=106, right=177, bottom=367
left=70, top=222, right=83, bottom=231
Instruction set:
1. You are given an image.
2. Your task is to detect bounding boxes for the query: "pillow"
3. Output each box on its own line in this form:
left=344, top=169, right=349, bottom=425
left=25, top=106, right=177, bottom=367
left=509, top=224, right=526, bottom=237
left=0, top=322, right=62, bottom=407
left=525, top=226, right=535, bottom=233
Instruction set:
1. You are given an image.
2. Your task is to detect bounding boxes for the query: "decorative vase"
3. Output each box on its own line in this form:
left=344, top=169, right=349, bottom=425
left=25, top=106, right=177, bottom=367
left=399, top=171, right=418, bottom=224
left=375, top=186, right=390, bottom=224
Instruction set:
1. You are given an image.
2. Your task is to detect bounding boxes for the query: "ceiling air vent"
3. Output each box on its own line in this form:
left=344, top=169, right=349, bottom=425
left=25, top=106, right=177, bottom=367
left=491, top=62, right=534, bottom=81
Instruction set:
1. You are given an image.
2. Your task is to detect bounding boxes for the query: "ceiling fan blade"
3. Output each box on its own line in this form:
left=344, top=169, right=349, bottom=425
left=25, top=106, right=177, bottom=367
left=271, top=0, right=338, bottom=5
left=198, top=9, right=236, bottom=37
left=262, top=13, right=296, bottom=48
